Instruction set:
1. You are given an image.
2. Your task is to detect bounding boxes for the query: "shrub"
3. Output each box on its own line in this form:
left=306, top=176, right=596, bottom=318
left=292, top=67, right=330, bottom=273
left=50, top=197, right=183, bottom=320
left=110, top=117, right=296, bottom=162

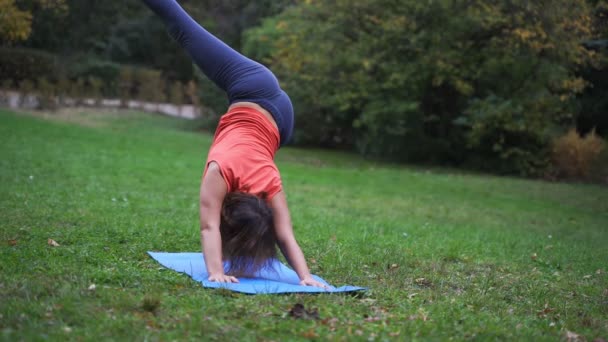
left=193, top=66, right=225, bottom=114
left=118, top=67, right=134, bottom=107
left=1, top=79, right=14, bottom=90
left=67, top=58, right=122, bottom=97
left=136, top=69, right=165, bottom=103
left=68, top=78, right=86, bottom=105
left=589, top=147, right=608, bottom=184
left=18, top=79, right=35, bottom=92
left=184, top=80, right=200, bottom=107
left=0, top=47, right=59, bottom=84
left=551, top=129, right=606, bottom=180
left=463, top=96, right=553, bottom=176
left=18, top=79, right=35, bottom=107
left=55, top=76, right=70, bottom=105
left=87, top=77, right=104, bottom=105
left=169, top=81, right=184, bottom=106
left=36, top=77, right=57, bottom=110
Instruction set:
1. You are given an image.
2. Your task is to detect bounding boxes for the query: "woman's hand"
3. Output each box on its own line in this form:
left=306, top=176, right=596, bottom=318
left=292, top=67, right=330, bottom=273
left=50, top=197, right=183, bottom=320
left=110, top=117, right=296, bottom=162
left=208, top=273, right=239, bottom=283
left=300, top=277, right=329, bottom=289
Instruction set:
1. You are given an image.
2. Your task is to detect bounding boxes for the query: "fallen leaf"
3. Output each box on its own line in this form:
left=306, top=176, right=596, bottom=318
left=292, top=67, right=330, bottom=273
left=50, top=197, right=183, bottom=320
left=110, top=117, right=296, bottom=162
left=531, top=253, right=538, bottom=261
left=536, top=303, right=554, bottom=318
left=8, top=240, right=17, bottom=246
left=583, top=275, right=592, bottom=279
left=389, top=263, right=399, bottom=270
left=301, top=329, right=318, bottom=338
left=408, top=293, right=418, bottom=299
left=321, top=317, right=339, bottom=331
left=48, top=239, right=60, bottom=247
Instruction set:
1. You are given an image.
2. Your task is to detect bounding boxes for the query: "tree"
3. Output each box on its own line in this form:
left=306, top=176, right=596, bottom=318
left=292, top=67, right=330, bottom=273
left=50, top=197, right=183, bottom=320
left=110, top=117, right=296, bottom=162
left=245, top=0, right=597, bottom=174
left=578, top=0, right=608, bottom=136
left=0, top=0, right=33, bottom=42
left=0, top=0, right=67, bottom=44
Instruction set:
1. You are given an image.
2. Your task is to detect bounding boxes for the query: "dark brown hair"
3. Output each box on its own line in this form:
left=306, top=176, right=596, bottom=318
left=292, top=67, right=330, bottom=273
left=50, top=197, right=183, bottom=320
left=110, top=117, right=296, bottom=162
left=220, top=192, right=277, bottom=277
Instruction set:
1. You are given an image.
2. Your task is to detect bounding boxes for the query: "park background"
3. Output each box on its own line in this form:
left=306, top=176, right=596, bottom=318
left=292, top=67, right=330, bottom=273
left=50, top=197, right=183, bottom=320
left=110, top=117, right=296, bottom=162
left=1, top=0, right=607, bottom=180
left=1, top=0, right=607, bottom=341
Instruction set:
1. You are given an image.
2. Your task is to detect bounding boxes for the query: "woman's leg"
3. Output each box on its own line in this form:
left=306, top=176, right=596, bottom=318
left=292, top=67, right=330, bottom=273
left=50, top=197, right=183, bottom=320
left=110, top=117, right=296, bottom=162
left=142, top=0, right=293, bottom=144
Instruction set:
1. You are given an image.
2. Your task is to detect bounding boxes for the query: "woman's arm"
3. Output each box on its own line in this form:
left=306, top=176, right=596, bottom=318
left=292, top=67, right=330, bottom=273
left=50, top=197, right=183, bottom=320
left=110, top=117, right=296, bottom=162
left=199, top=162, right=237, bottom=283
left=270, top=191, right=328, bottom=288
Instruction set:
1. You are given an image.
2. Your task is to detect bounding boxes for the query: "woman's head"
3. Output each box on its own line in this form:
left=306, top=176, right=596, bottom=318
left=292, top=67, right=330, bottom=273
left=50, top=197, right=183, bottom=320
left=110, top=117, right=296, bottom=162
left=220, top=192, right=277, bottom=277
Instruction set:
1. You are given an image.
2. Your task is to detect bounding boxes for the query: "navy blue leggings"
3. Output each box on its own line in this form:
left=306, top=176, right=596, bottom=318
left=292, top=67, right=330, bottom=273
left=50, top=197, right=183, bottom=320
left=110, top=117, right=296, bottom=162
left=143, top=0, right=294, bottom=145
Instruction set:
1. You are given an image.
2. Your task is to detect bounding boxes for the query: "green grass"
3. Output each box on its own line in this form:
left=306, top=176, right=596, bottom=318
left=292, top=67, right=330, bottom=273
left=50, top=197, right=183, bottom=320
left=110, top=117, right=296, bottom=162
left=1, top=108, right=607, bottom=341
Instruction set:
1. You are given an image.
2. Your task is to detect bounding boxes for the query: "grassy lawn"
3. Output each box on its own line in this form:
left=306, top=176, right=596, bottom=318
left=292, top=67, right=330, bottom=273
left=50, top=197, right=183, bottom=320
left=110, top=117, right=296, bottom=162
left=1, top=108, right=607, bottom=341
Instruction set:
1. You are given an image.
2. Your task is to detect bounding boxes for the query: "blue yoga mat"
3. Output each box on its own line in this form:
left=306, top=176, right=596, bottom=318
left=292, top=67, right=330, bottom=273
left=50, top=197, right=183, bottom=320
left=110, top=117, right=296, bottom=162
left=148, top=252, right=366, bottom=294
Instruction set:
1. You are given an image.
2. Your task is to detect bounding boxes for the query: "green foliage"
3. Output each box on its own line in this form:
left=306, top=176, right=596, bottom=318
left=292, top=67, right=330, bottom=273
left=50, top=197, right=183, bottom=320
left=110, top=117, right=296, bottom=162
left=36, top=76, right=57, bottom=110
left=87, top=76, right=104, bottom=104
left=246, top=0, right=597, bottom=175
left=242, top=17, right=283, bottom=64
left=18, top=0, right=294, bottom=80
left=1, top=79, right=13, bottom=90
left=68, top=77, right=86, bottom=102
left=0, top=47, right=59, bottom=84
left=55, top=75, right=70, bottom=105
left=193, top=65, right=225, bottom=119
left=17, top=79, right=34, bottom=106
left=136, top=69, right=165, bottom=102
left=118, top=67, right=134, bottom=106
left=463, top=96, right=553, bottom=175
left=67, top=58, right=122, bottom=97
left=0, top=0, right=67, bottom=44
left=578, top=1, right=608, bottom=137
left=0, top=0, right=33, bottom=42
left=589, top=146, right=608, bottom=183
left=18, top=79, right=34, bottom=94
left=168, top=81, right=184, bottom=106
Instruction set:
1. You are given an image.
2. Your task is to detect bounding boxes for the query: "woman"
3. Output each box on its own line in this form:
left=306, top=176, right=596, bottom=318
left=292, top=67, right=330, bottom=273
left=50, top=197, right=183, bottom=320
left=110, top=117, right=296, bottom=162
left=142, top=0, right=325, bottom=288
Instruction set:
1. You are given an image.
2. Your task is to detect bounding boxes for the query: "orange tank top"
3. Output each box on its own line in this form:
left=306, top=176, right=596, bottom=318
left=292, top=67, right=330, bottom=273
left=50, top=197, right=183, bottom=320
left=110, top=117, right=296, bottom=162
left=205, top=106, right=282, bottom=199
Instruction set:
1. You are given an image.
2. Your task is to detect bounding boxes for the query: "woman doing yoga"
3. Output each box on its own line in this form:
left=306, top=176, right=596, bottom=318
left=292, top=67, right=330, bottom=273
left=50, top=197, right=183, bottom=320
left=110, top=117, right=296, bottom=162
left=142, top=0, right=326, bottom=288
